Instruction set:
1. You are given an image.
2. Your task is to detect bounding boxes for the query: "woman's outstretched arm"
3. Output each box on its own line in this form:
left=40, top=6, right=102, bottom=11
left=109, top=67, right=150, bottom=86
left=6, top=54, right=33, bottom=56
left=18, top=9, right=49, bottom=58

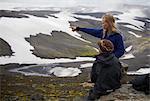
left=70, top=26, right=103, bottom=38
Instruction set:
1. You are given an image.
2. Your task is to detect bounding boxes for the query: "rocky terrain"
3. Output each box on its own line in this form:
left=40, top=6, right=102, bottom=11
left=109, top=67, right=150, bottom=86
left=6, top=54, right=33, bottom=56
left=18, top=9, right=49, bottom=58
left=0, top=7, right=150, bottom=60
left=0, top=63, right=150, bottom=101
left=25, top=31, right=98, bottom=59
left=0, top=4, right=150, bottom=101
left=0, top=10, right=60, bottom=18
left=0, top=38, right=13, bottom=56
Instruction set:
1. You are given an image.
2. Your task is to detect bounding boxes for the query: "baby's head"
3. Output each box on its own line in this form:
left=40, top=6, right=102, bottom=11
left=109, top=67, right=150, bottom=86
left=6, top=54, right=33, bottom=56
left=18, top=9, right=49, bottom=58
left=97, top=39, right=114, bottom=53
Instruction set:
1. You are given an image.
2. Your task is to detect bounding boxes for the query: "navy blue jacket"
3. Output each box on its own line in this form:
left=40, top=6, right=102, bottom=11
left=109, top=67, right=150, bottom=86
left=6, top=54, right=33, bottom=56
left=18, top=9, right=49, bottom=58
left=79, top=28, right=125, bottom=58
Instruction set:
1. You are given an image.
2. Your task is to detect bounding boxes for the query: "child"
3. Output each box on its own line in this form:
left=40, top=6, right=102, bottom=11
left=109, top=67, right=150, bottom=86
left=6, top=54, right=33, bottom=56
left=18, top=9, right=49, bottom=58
left=88, top=39, right=122, bottom=100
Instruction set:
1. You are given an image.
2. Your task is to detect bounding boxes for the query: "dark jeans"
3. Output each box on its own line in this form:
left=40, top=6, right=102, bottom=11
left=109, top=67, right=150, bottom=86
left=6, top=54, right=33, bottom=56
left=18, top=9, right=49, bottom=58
left=87, top=89, right=112, bottom=101
left=87, top=89, right=100, bottom=101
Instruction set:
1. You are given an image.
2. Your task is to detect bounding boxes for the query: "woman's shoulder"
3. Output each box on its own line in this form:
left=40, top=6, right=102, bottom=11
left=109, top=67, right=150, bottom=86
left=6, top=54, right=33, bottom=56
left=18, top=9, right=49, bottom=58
left=112, top=30, right=121, bottom=35
left=111, top=31, right=123, bottom=38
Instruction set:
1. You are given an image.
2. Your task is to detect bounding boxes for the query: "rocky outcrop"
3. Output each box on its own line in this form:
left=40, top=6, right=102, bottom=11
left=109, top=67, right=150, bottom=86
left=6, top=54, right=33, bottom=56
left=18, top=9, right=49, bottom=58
left=25, top=31, right=98, bottom=59
left=0, top=10, right=60, bottom=18
left=100, top=84, right=150, bottom=101
left=0, top=38, right=13, bottom=56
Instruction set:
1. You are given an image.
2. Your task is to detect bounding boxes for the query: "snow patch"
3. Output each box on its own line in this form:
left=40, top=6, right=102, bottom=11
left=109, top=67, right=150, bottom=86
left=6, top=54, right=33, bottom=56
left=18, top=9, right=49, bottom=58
left=49, top=67, right=81, bottom=77
left=10, top=64, right=82, bottom=77
left=80, top=63, right=93, bottom=68
left=123, top=25, right=142, bottom=31
left=9, top=64, right=52, bottom=77
left=120, top=53, right=135, bottom=60
left=147, top=19, right=150, bottom=22
left=125, top=45, right=133, bottom=52
left=0, top=11, right=93, bottom=64
left=128, top=31, right=142, bottom=38
left=127, top=68, right=150, bottom=75
left=73, top=14, right=102, bottom=21
left=116, top=8, right=146, bottom=31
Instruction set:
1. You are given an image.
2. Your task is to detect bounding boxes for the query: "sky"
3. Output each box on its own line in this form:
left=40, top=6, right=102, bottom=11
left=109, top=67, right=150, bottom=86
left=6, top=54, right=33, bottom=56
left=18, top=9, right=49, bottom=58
left=0, top=0, right=149, bottom=7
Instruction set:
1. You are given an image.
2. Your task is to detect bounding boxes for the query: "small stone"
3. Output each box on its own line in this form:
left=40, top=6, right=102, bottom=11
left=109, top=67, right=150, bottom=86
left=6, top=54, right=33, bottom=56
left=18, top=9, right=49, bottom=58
left=32, top=84, right=37, bottom=88
left=30, top=93, right=45, bottom=101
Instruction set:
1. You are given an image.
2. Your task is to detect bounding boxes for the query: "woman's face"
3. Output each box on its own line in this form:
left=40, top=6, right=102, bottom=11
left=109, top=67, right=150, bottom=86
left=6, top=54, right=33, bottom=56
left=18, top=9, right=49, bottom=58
left=102, top=18, right=109, bottom=30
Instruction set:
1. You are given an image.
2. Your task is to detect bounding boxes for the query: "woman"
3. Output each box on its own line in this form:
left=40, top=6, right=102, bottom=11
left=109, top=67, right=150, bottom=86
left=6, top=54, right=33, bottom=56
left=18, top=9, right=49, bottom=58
left=71, top=14, right=125, bottom=58
left=88, top=39, right=122, bottom=100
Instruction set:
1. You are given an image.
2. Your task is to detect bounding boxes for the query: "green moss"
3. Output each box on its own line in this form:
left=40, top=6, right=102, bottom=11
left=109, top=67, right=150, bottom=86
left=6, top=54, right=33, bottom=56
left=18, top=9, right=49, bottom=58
left=77, top=45, right=98, bottom=57
left=69, top=90, right=84, bottom=97
left=1, top=70, right=91, bottom=101
left=141, top=37, right=150, bottom=41
left=45, top=45, right=98, bottom=58
left=39, top=82, right=88, bottom=98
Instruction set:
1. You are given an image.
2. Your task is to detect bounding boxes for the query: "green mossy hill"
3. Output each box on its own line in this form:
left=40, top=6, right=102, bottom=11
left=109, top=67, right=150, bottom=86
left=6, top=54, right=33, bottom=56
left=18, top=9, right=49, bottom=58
left=25, top=31, right=99, bottom=59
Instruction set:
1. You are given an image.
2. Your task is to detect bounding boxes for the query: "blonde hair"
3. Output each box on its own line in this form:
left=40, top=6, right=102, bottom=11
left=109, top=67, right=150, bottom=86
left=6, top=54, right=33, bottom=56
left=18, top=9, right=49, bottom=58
left=102, top=14, right=117, bottom=33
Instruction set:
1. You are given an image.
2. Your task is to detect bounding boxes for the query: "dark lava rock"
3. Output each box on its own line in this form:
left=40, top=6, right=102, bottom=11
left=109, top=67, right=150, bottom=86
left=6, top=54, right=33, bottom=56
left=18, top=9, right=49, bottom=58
left=0, top=38, right=13, bottom=56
